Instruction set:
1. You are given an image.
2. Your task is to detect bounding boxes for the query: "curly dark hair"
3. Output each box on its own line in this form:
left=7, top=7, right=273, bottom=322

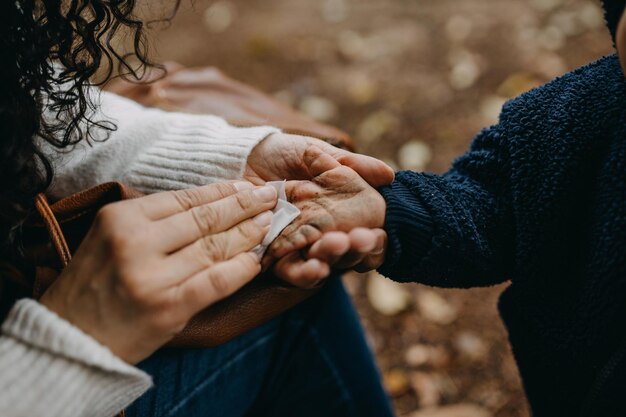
left=0, top=0, right=179, bottom=249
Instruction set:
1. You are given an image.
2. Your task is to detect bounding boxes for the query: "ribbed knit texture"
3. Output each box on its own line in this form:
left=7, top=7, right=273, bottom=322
left=0, top=300, right=152, bottom=417
left=43, top=88, right=280, bottom=199
left=378, top=55, right=626, bottom=417
left=378, top=181, right=433, bottom=281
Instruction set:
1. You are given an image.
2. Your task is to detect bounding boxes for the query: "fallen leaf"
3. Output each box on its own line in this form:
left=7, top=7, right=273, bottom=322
left=480, top=96, right=507, bottom=126
left=455, top=332, right=489, bottom=363
left=367, top=272, right=412, bottom=316
left=384, top=368, right=411, bottom=397
left=406, top=344, right=451, bottom=368
left=410, top=372, right=443, bottom=407
left=416, top=290, right=457, bottom=325
left=448, top=49, right=482, bottom=90
left=347, top=72, right=378, bottom=105
left=299, top=96, right=338, bottom=122
left=203, top=1, right=236, bottom=33
left=321, top=0, right=348, bottom=23
left=357, top=110, right=399, bottom=144
left=445, top=15, right=474, bottom=43
left=497, top=73, right=542, bottom=98
left=529, top=0, right=563, bottom=12
left=398, top=141, right=433, bottom=171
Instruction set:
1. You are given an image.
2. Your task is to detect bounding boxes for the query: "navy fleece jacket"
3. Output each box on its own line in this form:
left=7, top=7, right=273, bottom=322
left=379, top=50, right=626, bottom=417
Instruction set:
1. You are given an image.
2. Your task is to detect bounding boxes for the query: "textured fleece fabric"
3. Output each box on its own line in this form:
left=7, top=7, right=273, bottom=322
left=379, top=54, right=626, bottom=417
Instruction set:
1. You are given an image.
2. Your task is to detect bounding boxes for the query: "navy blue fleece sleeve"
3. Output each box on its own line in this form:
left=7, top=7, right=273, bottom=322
left=378, top=125, right=514, bottom=288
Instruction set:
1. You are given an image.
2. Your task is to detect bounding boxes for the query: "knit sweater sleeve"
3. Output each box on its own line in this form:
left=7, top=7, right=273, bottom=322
left=43, top=88, right=281, bottom=200
left=378, top=124, right=514, bottom=288
left=0, top=299, right=152, bottom=417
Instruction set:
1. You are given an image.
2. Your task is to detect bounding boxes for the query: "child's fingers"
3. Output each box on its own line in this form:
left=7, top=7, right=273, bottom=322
left=304, top=228, right=385, bottom=272
left=274, top=252, right=331, bottom=288
left=353, top=229, right=388, bottom=272
left=323, top=228, right=378, bottom=270
left=268, top=222, right=324, bottom=258
left=306, top=232, right=351, bottom=265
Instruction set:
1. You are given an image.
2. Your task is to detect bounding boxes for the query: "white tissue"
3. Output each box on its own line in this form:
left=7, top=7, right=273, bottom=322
left=252, top=181, right=301, bottom=258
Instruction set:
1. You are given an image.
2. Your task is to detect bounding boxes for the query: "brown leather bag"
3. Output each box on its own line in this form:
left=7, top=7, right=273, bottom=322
left=4, top=64, right=354, bottom=347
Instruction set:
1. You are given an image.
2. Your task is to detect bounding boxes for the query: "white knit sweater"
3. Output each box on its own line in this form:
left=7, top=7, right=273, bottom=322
left=0, top=89, right=280, bottom=417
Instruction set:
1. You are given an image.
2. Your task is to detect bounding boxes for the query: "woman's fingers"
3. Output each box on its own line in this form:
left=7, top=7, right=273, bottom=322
left=162, top=212, right=272, bottom=283
left=136, top=181, right=253, bottom=220
left=178, top=252, right=262, bottom=315
left=273, top=252, right=331, bottom=288
left=154, top=185, right=277, bottom=252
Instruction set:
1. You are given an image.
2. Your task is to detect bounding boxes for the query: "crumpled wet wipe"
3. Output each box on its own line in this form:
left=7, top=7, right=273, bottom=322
left=252, top=181, right=300, bottom=258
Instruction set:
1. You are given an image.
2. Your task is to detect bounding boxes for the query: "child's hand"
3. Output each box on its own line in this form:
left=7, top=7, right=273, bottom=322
left=265, top=146, right=387, bottom=287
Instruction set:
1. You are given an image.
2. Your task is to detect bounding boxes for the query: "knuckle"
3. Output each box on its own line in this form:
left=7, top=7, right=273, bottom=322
left=289, top=182, right=314, bottom=201
left=335, top=165, right=354, bottom=176
left=200, top=235, right=225, bottom=263
left=93, top=203, right=123, bottom=231
left=238, top=221, right=265, bottom=243
left=191, top=204, right=219, bottom=234
left=93, top=203, right=148, bottom=255
left=299, top=224, right=323, bottom=242
left=239, top=252, right=261, bottom=273
left=107, top=232, right=136, bottom=256
left=172, top=188, right=204, bottom=210
left=322, top=165, right=354, bottom=184
left=206, top=269, right=232, bottom=297
left=234, top=191, right=256, bottom=211
left=116, top=269, right=147, bottom=301
left=213, top=182, right=237, bottom=199
left=95, top=219, right=136, bottom=257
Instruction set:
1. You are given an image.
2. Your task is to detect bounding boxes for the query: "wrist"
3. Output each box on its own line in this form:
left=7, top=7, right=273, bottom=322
left=373, top=190, right=387, bottom=229
left=244, top=132, right=282, bottom=184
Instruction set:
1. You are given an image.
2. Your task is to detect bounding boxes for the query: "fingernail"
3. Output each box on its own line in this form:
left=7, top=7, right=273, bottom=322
left=253, top=211, right=273, bottom=226
left=253, top=186, right=276, bottom=202
left=234, top=181, right=253, bottom=191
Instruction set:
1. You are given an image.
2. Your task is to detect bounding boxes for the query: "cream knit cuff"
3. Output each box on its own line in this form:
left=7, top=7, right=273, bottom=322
left=123, top=112, right=280, bottom=192
left=0, top=299, right=152, bottom=417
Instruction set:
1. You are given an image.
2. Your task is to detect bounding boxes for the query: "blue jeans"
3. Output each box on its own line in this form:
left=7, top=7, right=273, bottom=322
left=126, top=277, right=395, bottom=417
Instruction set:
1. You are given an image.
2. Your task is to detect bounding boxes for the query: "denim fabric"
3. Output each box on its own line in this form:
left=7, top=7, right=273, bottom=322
left=126, top=276, right=395, bottom=417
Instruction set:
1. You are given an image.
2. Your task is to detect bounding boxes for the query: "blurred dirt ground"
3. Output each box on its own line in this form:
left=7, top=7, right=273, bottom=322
left=150, top=1, right=614, bottom=416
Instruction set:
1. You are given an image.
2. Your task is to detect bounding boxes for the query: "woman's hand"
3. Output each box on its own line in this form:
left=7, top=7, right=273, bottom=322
left=40, top=182, right=278, bottom=364
left=245, top=133, right=395, bottom=188
left=265, top=146, right=388, bottom=288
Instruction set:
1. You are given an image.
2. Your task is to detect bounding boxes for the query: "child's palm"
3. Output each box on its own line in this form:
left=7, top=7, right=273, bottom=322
left=268, top=155, right=386, bottom=259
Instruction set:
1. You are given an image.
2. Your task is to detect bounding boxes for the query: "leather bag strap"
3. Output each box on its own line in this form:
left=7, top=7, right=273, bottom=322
left=34, top=193, right=71, bottom=268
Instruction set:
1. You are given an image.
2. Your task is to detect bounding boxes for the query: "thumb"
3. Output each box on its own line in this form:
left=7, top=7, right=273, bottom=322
left=335, top=152, right=395, bottom=188
left=303, top=145, right=342, bottom=177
